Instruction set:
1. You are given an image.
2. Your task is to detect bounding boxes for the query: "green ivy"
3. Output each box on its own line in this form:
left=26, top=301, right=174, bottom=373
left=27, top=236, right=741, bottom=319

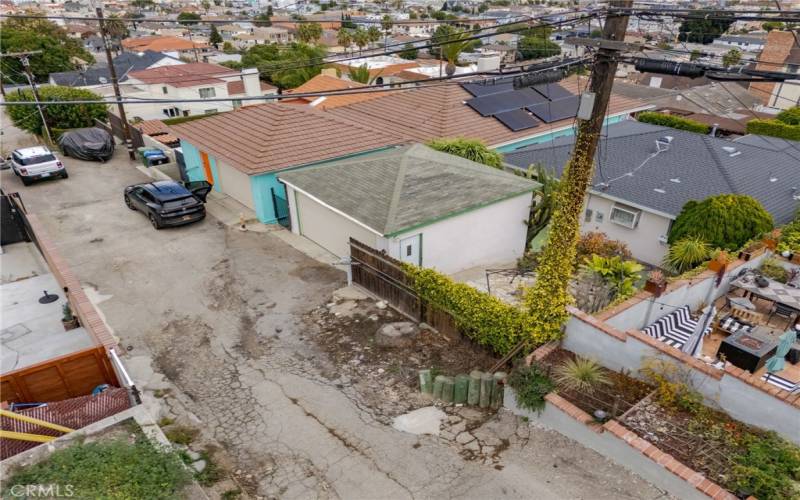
left=730, top=432, right=800, bottom=500
left=746, top=119, right=800, bottom=141
left=637, top=111, right=711, bottom=134
left=779, top=217, right=800, bottom=253
left=403, top=264, right=547, bottom=354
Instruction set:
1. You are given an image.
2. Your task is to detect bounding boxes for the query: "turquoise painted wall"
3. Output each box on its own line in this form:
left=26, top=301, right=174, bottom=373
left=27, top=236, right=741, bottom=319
left=250, top=173, right=286, bottom=224
left=495, top=115, right=628, bottom=153
left=180, top=140, right=205, bottom=182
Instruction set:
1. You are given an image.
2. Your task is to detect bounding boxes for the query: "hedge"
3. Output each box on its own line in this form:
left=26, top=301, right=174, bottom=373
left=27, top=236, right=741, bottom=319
left=637, top=111, right=711, bottom=134
left=746, top=119, right=800, bottom=141
left=162, top=112, right=222, bottom=126
left=403, top=264, right=550, bottom=355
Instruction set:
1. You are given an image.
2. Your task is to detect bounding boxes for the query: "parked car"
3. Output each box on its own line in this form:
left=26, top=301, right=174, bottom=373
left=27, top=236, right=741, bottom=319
left=58, top=127, right=114, bottom=162
left=123, top=180, right=210, bottom=229
left=7, top=146, right=67, bottom=185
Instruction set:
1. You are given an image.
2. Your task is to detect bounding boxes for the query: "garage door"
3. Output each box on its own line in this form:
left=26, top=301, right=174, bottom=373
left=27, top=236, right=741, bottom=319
left=296, top=192, right=376, bottom=258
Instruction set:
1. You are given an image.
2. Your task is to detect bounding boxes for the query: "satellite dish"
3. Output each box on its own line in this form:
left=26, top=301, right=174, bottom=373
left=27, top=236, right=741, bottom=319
left=99, top=77, right=108, bottom=84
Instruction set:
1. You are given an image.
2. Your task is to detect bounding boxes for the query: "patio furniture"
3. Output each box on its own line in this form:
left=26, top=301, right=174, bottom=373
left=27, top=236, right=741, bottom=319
left=717, top=329, right=778, bottom=373
left=730, top=273, right=800, bottom=313
left=726, top=295, right=756, bottom=311
left=761, top=373, right=800, bottom=393
left=643, top=305, right=696, bottom=350
left=769, top=302, right=797, bottom=328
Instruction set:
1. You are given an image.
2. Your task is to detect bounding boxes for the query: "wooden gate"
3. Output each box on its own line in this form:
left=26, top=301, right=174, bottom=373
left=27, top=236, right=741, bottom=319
left=104, top=113, right=144, bottom=148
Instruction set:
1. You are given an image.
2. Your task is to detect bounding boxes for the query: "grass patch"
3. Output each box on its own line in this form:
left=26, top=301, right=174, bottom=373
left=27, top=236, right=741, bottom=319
left=2, top=434, right=190, bottom=499
left=164, top=426, right=198, bottom=446
left=158, top=417, right=175, bottom=427
left=222, top=489, right=242, bottom=500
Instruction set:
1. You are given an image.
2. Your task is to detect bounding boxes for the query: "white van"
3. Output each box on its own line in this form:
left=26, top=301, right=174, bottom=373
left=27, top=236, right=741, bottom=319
left=9, top=146, right=68, bottom=185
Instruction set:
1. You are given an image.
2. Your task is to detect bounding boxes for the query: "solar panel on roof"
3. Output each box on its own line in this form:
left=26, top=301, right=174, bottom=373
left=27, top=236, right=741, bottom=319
left=527, top=95, right=580, bottom=123
left=494, top=109, right=541, bottom=132
left=466, top=88, right=550, bottom=116
left=461, top=81, right=514, bottom=97
left=531, top=83, right=573, bottom=100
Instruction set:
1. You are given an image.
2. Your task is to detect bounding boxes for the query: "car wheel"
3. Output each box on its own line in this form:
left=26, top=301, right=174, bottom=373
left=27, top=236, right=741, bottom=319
left=149, top=213, right=162, bottom=230
left=61, top=171, right=69, bottom=179
left=124, top=195, right=135, bottom=210
left=21, top=176, right=31, bottom=186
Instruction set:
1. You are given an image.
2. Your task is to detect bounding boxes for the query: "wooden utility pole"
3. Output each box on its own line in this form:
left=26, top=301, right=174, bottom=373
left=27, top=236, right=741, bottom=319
left=521, top=0, right=632, bottom=340
left=1, top=50, right=54, bottom=145
left=96, top=7, right=136, bottom=160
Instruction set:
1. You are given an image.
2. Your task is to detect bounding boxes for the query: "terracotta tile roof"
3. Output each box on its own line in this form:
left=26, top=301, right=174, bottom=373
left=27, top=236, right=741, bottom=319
left=129, top=62, right=237, bottom=87
left=121, top=35, right=207, bottom=52
left=326, top=76, right=649, bottom=146
left=134, top=119, right=170, bottom=135
left=282, top=74, right=387, bottom=109
left=332, top=61, right=420, bottom=78
left=750, top=31, right=800, bottom=106
left=170, top=103, right=407, bottom=175
left=152, top=134, right=180, bottom=145
left=226, top=80, right=277, bottom=95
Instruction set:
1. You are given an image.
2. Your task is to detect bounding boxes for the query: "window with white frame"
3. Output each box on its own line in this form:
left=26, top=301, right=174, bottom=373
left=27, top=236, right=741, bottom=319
left=199, top=87, right=216, bottom=98
left=609, top=204, right=641, bottom=229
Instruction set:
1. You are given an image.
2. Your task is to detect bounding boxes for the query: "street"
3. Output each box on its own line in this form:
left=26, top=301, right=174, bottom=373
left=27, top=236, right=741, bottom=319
left=0, top=135, right=670, bottom=500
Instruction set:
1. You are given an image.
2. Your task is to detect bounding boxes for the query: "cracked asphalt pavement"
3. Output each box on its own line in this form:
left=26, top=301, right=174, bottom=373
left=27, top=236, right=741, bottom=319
left=0, top=141, right=672, bottom=500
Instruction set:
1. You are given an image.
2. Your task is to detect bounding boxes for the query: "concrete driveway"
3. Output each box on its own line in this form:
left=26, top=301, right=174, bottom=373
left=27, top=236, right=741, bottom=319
left=0, top=140, right=670, bottom=500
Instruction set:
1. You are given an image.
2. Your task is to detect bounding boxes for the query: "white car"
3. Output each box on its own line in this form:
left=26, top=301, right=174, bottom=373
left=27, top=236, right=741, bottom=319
left=8, top=146, right=68, bottom=185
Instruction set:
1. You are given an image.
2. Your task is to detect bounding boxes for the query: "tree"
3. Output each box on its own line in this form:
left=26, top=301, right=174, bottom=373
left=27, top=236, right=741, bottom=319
left=524, top=165, right=559, bottom=245
left=267, top=5, right=273, bottom=16
left=430, top=24, right=476, bottom=59
left=104, top=15, right=129, bottom=43
left=399, top=42, right=418, bottom=60
left=337, top=29, right=352, bottom=53
left=381, top=15, right=393, bottom=49
left=366, top=26, right=381, bottom=48
left=762, top=21, right=784, bottom=32
left=347, top=64, right=379, bottom=84
left=1, top=26, right=94, bottom=84
left=722, top=48, right=742, bottom=68
left=253, top=13, right=271, bottom=27
left=352, top=28, right=369, bottom=54
left=439, top=29, right=474, bottom=76
left=518, top=35, right=560, bottom=60
left=678, top=10, right=734, bottom=44
left=201, top=0, right=211, bottom=13
left=297, top=22, right=323, bottom=44
left=209, top=25, right=223, bottom=48
left=222, top=41, right=237, bottom=54
left=6, top=86, right=108, bottom=136
left=177, top=12, right=202, bottom=25
left=242, top=43, right=326, bottom=89
left=668, top=194, right=774, bottom=251
left=426, top=138, right=504, bottom=169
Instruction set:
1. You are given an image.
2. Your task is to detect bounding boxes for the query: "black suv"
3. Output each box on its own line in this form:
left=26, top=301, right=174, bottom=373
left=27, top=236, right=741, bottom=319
left=124, top=180, right=210, bottom=229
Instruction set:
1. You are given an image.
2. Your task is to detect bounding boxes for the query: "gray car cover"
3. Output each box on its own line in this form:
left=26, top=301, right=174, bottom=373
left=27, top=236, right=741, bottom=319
left=58, top=128, right=115, bottom=161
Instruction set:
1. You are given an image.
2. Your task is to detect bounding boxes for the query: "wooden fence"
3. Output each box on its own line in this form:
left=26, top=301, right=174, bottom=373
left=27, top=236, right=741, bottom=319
left=0, top=347, right=119, bottom=404
left=349, top=238, right=460, bottom=339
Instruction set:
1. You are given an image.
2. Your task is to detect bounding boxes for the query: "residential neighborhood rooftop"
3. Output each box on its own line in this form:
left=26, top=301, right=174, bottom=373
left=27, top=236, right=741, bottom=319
left=282, top=74, right=385, bottom=109
left=49, top=51, right=181, bottom=87
left=120, top=35, right=208, bottom=52
left=278, top=143, right=538, bottom=236
left=128, top=62, right=240, bottom=87
left=504, top=120, right=800, bottom=223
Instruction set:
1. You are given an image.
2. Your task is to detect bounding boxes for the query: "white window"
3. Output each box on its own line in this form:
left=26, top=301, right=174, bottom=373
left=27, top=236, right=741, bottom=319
left=610, top=204, right=641, bottom=229
left=162, top=107, right=179, bottom=117
left=199, top=87, right=216, bottom=98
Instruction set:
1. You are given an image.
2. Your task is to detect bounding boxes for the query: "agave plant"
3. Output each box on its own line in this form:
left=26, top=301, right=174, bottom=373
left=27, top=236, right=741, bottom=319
left=554, top=357, right=611, bottom=394
left=664, top=236, right=710, bottom=274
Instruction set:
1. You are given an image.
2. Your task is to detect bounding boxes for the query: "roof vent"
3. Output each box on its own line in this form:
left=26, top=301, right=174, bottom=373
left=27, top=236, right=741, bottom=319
left=98, top=77, right=107, bottom=84
left=655, top=136, right=673, bottom=152
left=670, top=178, right=681, bottom=183
left=654, top=187, right=666, bottom=194
left=722, top=146, right=741, bottom=157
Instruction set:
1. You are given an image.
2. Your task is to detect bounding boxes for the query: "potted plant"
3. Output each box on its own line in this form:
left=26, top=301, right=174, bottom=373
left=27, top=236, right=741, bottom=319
left=708, top=250, right=730, bottom=273
left=762, top=229, right=781, bottom=250
left=739, top=241, right=766, bottom=261
left=644, top=269, right=667, bottom=297
left=62, top=303, right=79, bottom=330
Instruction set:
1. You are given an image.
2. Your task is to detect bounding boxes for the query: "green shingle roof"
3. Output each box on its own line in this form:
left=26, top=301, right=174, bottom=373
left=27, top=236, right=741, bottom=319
left=279, top=143, right=539, bottom=236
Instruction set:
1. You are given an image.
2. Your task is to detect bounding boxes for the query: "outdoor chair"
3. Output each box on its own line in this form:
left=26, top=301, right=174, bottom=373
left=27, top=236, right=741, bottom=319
left=643, top=305, right=695, bottom=350
left=761, top=373, right=800, bottom=393
left=768, top=303, right=796, bottom=328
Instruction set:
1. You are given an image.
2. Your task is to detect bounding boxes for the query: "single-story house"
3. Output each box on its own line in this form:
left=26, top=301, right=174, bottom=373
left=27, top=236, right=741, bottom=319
left=48, top=50, right=183, bottom=89
left=169, top=103, right=405, bottom=224
left=278, top=144, right=538, bottom=273
left=503, top=120, right=800, bottom=267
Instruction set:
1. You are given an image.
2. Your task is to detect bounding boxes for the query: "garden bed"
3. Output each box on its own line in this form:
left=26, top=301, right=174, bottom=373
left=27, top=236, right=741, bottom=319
left=535, top=348, right=653, bottom=419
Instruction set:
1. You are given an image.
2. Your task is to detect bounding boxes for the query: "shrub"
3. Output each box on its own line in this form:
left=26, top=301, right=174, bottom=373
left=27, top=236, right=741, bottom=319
left=581, top=254, right=643, bottom=299
left=575, top=231, right=632, bottom=266
left=403, top=264, right=549, bottom=353
left=776, top=106, right=800, bottom=126
left=664, top=236, right=711, bottom=273
left=507, top=362, right=554, bottom=413
left=553, top=357, right=611, bottom=394
left=426, top=137, right=504, bottom=169
left=731, top=432, right=800, bottom=500
left=760, top=257, right=788, bottom=283
left=668, top=194, right=773, bottom=251
left=162, top=113, right=220, bottom=126
left=2, top=435, right=190, bottom=499
left=746, top=118, right=800, bottom=141
left=164, top=425, right=198, bottom=445
left=778, top=218, right=800, bottom=254
left=6, top=86, right=108, bottom=137
left=637, top=111, right=711, bottom=134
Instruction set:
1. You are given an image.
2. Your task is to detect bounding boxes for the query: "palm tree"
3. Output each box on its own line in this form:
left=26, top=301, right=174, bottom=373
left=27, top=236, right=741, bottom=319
left=381, top=15, right=393, bottom=52
left=337, top=29, right=352, bottom=54
left=439, top=29, right=472, bottom=76
left=352, top=28, right=369, bottom=55
left=347, top=64, right=381, bottom=84
left=366, top=26, right=381, bottom=49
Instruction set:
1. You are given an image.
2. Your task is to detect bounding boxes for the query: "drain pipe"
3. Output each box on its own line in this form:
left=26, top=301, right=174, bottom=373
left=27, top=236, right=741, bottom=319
left=109, top=348, right=141, bottom=405
left=710, top=123, right=719, bottom=137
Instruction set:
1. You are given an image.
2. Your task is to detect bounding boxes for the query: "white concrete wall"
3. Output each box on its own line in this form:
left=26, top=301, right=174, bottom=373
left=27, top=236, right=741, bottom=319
left=503, top=390, right=709, bottom=500
left=216, top=160, right=255, bottom=210
left=292, top=189, right=379, bottom=258
left=388, top=193, right=532, bottom=275
left=582, top=193, right=672, bottom=267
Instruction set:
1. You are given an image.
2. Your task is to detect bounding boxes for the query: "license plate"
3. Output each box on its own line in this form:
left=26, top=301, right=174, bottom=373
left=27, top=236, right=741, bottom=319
left=40, top=172, right=50, bottom=178
left=182, top=215, right=193, bottom=221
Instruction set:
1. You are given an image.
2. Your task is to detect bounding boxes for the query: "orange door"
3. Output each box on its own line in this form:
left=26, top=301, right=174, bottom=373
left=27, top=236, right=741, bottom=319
left=200, top=152, right=214, bottom=184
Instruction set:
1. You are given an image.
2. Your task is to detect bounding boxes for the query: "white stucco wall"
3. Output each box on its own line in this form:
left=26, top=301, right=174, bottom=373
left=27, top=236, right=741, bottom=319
left=387, top=193, right=532, bottom=275
left=216, top=160, right=255, bottom=210
left=582, top=193, right=673, bottom=267
left=291, top=189, right=379, bottom=258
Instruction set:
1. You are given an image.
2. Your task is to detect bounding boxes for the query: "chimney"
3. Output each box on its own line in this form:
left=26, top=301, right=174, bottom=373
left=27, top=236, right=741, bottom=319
left=241, top=67, right=261, bottom=98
